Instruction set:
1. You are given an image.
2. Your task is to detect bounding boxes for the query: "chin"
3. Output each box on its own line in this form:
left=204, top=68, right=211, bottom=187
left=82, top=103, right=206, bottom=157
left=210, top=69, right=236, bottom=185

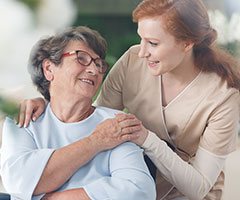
left=148, top=68, right=162, bottom=76
left=80, top=91, right=96, bottom=100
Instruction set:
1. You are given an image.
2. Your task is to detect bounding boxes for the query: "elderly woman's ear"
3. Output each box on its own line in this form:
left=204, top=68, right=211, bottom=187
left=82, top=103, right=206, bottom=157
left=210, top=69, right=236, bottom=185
left=42, top=59, right=54, bottom=81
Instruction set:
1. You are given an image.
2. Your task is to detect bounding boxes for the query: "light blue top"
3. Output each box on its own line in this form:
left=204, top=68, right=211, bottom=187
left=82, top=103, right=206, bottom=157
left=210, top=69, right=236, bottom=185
left=0, top=105, right=156, bottom=200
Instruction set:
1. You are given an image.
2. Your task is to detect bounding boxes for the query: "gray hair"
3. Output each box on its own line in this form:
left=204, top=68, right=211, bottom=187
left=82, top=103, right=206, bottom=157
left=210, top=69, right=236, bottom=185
left=28, top=26, right=107, bottom=101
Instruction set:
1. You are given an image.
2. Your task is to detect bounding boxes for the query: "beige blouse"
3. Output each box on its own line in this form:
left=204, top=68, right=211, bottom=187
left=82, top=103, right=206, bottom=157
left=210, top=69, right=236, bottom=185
left=96, top=45, right=240, bottom=199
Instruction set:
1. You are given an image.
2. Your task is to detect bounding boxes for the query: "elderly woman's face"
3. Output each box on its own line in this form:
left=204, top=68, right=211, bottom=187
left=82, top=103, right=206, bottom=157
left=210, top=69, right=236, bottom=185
left=48, top=40, right=104, bottom=100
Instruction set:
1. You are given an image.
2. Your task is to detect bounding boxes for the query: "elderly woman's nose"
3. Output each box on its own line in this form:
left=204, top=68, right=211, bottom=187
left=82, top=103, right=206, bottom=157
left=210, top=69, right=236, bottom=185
left=85, top=62, right=98, bottom=75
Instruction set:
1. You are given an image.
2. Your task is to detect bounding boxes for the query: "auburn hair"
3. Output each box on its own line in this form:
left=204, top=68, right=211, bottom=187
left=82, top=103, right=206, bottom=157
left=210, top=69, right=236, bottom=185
left=133, top=0, right=240, bottom=90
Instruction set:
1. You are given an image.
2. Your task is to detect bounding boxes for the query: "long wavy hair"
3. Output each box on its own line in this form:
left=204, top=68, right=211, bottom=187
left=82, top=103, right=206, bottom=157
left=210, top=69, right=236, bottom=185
left=133, top=0, right=240, bottom=90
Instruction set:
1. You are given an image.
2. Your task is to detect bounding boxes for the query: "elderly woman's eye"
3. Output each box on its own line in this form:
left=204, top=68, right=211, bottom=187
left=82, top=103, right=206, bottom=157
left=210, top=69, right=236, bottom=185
left=95, top=63, right=101, bottom=68
left=78, top=55, right=85, bottom=61
left=77, top=56, right=88, bottom=64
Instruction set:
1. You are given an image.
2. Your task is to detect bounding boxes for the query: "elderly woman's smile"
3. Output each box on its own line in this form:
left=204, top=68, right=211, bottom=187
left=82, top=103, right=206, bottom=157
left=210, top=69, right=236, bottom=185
left=79, top=78, right=95, bottom=86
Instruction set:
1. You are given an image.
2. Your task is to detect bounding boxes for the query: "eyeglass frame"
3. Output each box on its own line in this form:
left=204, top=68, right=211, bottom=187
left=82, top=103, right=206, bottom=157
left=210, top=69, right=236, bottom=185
left=61, top=50, right=109, bottom=74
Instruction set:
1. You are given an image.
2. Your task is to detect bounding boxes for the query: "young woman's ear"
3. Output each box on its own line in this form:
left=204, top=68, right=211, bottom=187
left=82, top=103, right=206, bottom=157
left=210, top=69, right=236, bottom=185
left=184, top=41, right=194, bottom=52
left=42, top=59, right=54, bottom=81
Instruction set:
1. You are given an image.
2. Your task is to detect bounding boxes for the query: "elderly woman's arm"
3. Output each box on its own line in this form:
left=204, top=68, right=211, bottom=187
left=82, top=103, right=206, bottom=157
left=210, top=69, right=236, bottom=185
left=82, top=142, right=156, bottom=200
left=1, top=117, right=140, bottom=199
left=42, top=143, right=156, bottom=200
left=33, top=117, right=139, bottom=195
left=33, top=135, right=100, bottom=195
left=42, top=188, right=90, bottom=200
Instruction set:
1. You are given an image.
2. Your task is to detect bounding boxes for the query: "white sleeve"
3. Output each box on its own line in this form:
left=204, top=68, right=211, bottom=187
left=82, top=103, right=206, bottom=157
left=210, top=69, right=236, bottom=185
left=0, top=118, right=55, bottom=200
left=83, top=142, right=156, bottom=200
left=142, top=131, right=226, bottom=200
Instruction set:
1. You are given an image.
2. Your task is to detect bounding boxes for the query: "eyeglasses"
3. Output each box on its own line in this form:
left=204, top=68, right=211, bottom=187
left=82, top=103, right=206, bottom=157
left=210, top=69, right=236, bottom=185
left=62, top=50, right=108, bottom=74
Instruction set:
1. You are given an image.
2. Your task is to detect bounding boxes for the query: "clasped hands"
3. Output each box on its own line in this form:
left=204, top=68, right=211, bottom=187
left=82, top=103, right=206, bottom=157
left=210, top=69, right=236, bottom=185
left=89, top=113, right=149, bottom=151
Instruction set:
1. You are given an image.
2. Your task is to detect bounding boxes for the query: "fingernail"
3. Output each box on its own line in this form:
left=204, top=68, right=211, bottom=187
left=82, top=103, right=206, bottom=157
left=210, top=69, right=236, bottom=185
left=32, top=116, right=36, bottom=121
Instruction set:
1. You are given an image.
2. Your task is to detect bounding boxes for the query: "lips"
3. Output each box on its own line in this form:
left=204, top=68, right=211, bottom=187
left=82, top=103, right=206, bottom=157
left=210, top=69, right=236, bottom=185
left=79, top=78, right=95, bottom=85
left=148, top=60, right=159, bottom=64
left=147, top=60, right=159, bottom=68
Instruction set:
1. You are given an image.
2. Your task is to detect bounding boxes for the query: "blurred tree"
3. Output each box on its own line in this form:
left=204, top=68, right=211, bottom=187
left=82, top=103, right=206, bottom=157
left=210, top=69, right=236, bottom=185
left=74, top=0, right=141, bottom=15
left=73, top=15, right=139, bottom=61
left=0, top=96, right=18, bottom=119
left=18, top=0, right=40, bottom=11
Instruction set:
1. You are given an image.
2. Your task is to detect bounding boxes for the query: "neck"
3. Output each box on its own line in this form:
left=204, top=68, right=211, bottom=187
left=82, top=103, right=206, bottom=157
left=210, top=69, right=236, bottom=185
left=163, top=52, right=200, bottom=86
left=161, top=53, right=201, bottom=107
left=50, top=97, right=95, bottom=123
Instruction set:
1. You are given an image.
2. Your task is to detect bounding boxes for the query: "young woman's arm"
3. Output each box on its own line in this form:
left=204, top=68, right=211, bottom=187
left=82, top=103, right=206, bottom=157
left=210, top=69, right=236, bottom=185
left=17, top=97, right=46, bottom=127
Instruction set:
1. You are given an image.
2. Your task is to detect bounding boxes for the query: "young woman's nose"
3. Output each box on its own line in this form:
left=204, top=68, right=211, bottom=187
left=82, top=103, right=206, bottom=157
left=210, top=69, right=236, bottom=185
left=138, top=41, right=150, bottom=58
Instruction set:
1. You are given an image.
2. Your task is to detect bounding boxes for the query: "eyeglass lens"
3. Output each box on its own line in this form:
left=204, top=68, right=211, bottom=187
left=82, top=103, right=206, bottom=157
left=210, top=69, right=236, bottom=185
left=76, top=51, right=107, bottom=74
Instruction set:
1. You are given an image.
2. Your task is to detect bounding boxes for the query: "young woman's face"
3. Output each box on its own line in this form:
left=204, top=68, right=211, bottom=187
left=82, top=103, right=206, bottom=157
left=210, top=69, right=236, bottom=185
left=137, top=17, right=187, bottom=76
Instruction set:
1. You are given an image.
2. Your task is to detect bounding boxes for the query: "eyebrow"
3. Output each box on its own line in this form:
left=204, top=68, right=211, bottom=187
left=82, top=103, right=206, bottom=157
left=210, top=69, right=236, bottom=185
left=137, top=29, right=160, bottom=42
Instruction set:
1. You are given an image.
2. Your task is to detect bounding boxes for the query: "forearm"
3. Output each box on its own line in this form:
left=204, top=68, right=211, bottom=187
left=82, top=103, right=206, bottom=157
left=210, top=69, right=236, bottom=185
left=83, top=142, right=156, bottom=200
left=142, top=132, right=226, bottom=200
left=42, top=188, right=90, bottom=200
left=34, top=136, right=100, bottom=195
left=34, top=115, right=141, bottom=195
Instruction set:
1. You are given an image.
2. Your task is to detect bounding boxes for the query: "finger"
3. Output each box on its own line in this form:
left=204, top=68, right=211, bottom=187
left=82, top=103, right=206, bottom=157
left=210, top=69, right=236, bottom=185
left=17, top=103, right=26, bottom=127
left=115, top=113, right=135, bottom=122
left=121, top=124, right=141, bottom=134
left=23, top=104, right=35, bottom=128
left=120, top=133, right=140, bottom=142
left=119, top=118, right=141, bottom=128
left=32, top=105, right=45, bottom=121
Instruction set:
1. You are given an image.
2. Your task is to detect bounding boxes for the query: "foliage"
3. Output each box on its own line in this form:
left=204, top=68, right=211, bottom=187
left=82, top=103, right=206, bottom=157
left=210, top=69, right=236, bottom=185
left=0, top=96, right=18, bottom=119
left=18, top=0, right=40, bottom=11
left=73, top=15, right=140, bottom=68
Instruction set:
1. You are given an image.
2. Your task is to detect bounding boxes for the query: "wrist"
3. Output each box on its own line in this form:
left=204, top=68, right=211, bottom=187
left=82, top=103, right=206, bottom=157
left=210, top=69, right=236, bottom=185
left=141, top=130, right=158, bottom=149
left=70, top=188, right=90, bottom=200
left=139, top=129, right=149, bottom=146
left=87, top=133, right=104, bottom=153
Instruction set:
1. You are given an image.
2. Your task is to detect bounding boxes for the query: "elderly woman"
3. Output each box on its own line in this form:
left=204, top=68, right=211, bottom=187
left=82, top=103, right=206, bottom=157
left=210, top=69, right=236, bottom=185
left=0, top=26, right=156, bottom=200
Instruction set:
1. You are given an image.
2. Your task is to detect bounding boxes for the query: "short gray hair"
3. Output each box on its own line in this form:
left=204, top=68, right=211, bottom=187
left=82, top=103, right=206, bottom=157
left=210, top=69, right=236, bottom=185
left=28, top=26, right=107, bottom=101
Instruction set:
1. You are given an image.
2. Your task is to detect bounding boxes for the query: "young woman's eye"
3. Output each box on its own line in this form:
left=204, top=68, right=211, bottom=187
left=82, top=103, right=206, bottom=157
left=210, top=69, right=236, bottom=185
left=149, top=41, right=158, bottom=46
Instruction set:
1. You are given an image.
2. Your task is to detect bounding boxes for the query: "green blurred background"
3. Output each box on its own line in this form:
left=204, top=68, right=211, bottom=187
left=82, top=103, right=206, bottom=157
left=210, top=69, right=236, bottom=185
left=21, top=0, right=142, bottom=67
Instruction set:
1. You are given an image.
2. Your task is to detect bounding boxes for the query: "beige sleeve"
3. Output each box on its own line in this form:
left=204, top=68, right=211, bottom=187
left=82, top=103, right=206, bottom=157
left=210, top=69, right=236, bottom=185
left=94, top=48, right=131, bottom=110
left=200, top=90, right=240, bottom=155
left=142, top=131, right=226, bottom=200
